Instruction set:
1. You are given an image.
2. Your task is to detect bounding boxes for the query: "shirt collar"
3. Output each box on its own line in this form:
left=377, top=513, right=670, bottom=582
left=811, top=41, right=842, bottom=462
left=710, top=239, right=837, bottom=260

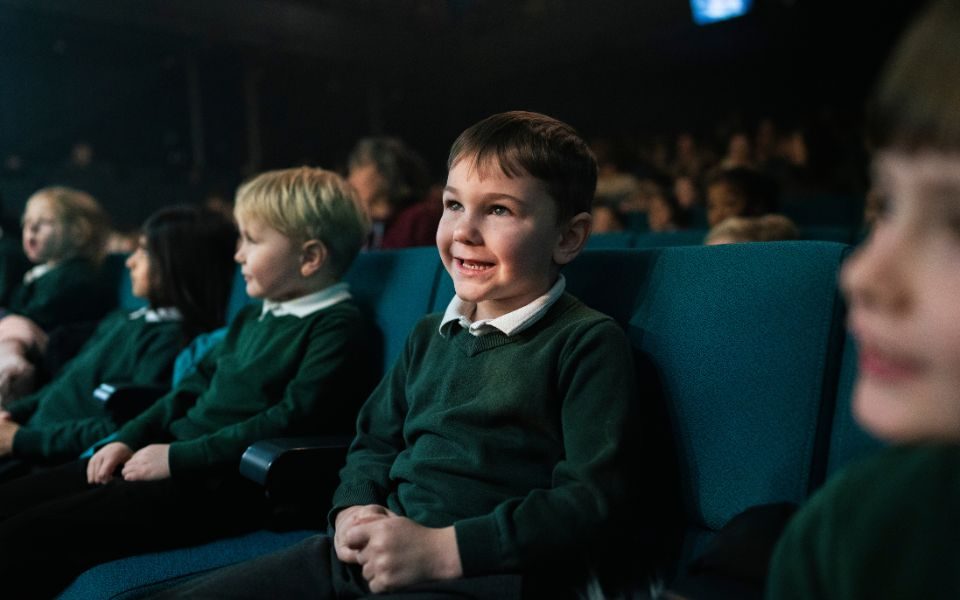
left=128, top=307, right=184, bottom=322
left=23, top=264, right=54, bottom=284
left=260, top=282, right=352, bottom=320
left=439, top=275, right=566, bottom=338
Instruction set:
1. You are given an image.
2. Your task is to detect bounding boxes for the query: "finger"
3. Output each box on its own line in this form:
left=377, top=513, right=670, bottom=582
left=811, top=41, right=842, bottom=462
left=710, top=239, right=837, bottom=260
left=334, top=543, right=359, bottom=564
left=343, top=525, right=371, bottom=550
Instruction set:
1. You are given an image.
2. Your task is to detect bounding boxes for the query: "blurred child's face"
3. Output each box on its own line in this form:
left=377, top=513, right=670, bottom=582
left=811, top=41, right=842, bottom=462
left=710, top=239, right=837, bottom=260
left=841, top=151, right=960, bottom=443
left=234, top=215, right=306, bottom=301
left=591, top=205, right=623, bottom=234
left=707, top=183, right=744, bottom=227
left=674, top=176, right=698, bottom=209
left=647, top=195, right=673, bottom=232
left=439, top=159, right=568, bottom=321
left=125, top=236, right=152, bottom=299
left=21, top=196, right=69, bottom=264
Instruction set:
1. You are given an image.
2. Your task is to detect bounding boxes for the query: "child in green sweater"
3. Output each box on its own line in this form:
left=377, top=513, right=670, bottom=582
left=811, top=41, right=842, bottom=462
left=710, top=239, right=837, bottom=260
left=152, top=112, right=639, bottom=599
left=0, top=167, right=374, bottom=598
left=766, top=1, right=960, bottom=598
left=0, top=187, right=116, bottom=404
left=0, top=205, right=237, bottom=472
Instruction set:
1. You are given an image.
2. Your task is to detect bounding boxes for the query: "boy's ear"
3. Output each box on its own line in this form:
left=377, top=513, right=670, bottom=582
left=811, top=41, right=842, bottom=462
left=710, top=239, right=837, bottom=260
left=299, top=240, right=328, bottom=277
left=553, top=212, right=592, bottom=266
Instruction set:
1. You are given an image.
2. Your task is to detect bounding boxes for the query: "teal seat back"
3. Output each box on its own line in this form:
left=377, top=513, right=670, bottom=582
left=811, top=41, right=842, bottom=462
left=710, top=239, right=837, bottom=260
left=568, top=243, right=850, bottom=566
left=585, top=232, right=637, bottom=249
left=633, top=230, right=707, bottom=248
left=632, top=242, right=849, bottom=561
left=103, top=253, right=147, bottom=312
left=344, top=247, right=444, bottom=372
left=825, top=334, right=885, bottom=477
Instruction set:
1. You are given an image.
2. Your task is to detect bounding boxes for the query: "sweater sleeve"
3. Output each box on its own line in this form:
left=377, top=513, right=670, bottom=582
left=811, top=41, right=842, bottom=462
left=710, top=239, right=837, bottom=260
left=12, top=320, right=183, bottom=460
left=13, top=416, right=116, bottom=461
left=4, top=392, right=40, bottom=423
left=452, top=319, right=639, bottom=575
left=165, top=311, right=366, bottom=476
left=328, top=340, right=411, bottom=524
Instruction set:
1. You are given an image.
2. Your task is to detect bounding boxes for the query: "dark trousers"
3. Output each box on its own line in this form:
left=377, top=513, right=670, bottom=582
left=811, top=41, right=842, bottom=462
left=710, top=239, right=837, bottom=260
left=0, top=458, right=269, bottom=599
left=148, top=534, right=525, bottom=600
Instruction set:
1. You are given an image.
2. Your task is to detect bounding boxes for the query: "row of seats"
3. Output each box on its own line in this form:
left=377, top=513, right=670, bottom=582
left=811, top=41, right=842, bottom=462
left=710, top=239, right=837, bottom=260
left=585, top=225, right=861, bottom=250
left=60, top=242, right=883, bottom=597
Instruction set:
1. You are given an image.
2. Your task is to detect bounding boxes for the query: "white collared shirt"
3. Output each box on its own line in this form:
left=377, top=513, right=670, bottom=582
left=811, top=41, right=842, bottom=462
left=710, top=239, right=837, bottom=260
left=128, top=306, right=183, bottom=322
left=439, top=275, right=566, bottom=338
left=260, top=282, right=352, bottom=320
left=22, top=264, right=53, bottom=285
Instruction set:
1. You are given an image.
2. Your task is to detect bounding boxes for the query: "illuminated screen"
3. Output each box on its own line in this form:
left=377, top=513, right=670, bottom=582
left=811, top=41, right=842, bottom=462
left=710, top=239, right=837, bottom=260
left=690, top=0, right=753, bottom=25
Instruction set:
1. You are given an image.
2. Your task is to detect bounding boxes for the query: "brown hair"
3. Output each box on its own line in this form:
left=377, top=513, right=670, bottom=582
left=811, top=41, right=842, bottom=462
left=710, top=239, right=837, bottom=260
left=868, top=0, right=960, bottom=152
left=447, top=111, right=598, bottom=223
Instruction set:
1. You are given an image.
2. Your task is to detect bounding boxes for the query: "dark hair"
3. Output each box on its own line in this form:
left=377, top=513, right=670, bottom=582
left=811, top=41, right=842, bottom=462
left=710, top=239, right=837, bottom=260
left=447, top=111, right=598, bottom=223
left=707, top=167, right=779, bottom=217
left=142, top=206, right=238, bottom=342
left=868, top=0, right=960, bottom=153
left=348, top=137, right=432, bottom=213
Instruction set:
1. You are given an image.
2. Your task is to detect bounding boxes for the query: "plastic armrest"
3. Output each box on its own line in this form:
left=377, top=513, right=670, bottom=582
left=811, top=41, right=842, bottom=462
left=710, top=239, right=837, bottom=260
left=239, top=435, right=352, bottom=499
left=95, top=382, right=169, bottom=424
left=240, top=436, right=353, bottom=529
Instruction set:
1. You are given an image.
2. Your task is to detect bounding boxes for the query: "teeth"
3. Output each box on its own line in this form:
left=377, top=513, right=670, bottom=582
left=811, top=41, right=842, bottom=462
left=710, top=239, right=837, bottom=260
left=461, top=260, right=489, bottom=270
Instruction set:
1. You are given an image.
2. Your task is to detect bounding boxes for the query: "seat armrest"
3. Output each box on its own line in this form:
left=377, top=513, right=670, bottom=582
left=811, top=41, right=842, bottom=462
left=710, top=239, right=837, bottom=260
left=240, top=435, right=352, bottom=500
left=95, top=383, right=169, bottom=424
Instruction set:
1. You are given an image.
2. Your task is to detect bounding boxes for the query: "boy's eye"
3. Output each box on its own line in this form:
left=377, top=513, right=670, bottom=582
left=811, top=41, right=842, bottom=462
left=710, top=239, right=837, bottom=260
left=490, top=205, right=511, bottom=217
left=443, top=199, right=463, bottom=212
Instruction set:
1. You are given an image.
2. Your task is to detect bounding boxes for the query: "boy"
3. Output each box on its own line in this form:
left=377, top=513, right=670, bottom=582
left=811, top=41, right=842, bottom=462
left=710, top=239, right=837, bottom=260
left=0, top=167, right=374, bottom=598
left=766, top=1, right=960, bottom=597
left=153, top=111, right=640, bottom=599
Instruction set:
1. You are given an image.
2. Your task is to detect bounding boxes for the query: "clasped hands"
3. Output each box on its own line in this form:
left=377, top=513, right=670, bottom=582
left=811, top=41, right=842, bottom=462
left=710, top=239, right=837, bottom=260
left=334, top=504, right=462, bottom=593
left=86, top=441, right=171, bottom=484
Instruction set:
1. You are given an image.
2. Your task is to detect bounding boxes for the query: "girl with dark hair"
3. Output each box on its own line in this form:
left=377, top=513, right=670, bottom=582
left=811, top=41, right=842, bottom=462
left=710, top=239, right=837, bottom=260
left=0, top=205, right=236, bottom=474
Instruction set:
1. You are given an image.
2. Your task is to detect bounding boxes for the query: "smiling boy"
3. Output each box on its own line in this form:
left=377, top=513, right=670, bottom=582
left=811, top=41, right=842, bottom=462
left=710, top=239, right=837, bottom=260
left=766, top=2, right=960, bottom=598
left=0, top=167, right=375, bottom=598
left=151, top=111, right=640, bottom=599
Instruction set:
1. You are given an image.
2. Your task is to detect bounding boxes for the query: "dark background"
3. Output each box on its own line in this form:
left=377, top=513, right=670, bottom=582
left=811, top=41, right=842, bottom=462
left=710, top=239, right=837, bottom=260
left=0, top=0, right=924, bottom=226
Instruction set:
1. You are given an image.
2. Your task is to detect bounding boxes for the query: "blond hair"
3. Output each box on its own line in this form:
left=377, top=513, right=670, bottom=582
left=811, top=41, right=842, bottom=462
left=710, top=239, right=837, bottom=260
left=705, top=214, right=799, bottom=245
left=235, top=167, right=369, bottom=279
left=25, top=186, right=110, bottom=263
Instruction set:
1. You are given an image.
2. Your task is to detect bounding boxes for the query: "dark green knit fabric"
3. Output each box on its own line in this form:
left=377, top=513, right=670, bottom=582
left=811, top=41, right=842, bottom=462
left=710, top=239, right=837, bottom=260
left=115, top=301, right=373, bottom=477
left=767, top=445, right=960, bottom=599
left=331, top=293, right=638, bottom=576
left=7, top=257, right=114, bottom=330
left=8, top=309, right=182, bottom=461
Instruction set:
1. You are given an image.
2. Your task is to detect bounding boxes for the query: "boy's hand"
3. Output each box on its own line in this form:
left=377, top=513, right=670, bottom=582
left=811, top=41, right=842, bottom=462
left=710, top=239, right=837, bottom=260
left=334, top=504, right=396, bottom=563
left=0, top=418, right=19, bottom=455
left=121, top=444, right=171, bottom=481
left=344, top=516, right=462, bottom=593
left=0, top=410, right=13, bottom=421
left=87, top=442, right=134, bottom=484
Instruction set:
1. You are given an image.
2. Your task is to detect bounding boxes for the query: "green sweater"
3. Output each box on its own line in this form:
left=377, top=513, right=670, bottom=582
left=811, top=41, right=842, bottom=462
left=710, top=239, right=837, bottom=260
left=7, top=309, right=182, bottom=461
left=7, top=257, right=114, bottom=330
left=766, top=445, right=960, bottom=599
left=331, top=293, right=638, bottom=577
left=115, top=301, right=373, bottom=477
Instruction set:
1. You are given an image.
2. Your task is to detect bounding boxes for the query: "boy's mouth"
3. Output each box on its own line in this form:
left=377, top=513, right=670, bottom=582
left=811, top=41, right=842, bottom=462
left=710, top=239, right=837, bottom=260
left=456, top=258, right=493, bottom=272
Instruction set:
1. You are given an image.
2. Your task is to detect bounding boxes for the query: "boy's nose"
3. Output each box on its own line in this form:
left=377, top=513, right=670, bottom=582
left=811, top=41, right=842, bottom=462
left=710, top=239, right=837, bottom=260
left=452, top=215, right=482, bottom=246
left=840, top=225, right=910, bottom=314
